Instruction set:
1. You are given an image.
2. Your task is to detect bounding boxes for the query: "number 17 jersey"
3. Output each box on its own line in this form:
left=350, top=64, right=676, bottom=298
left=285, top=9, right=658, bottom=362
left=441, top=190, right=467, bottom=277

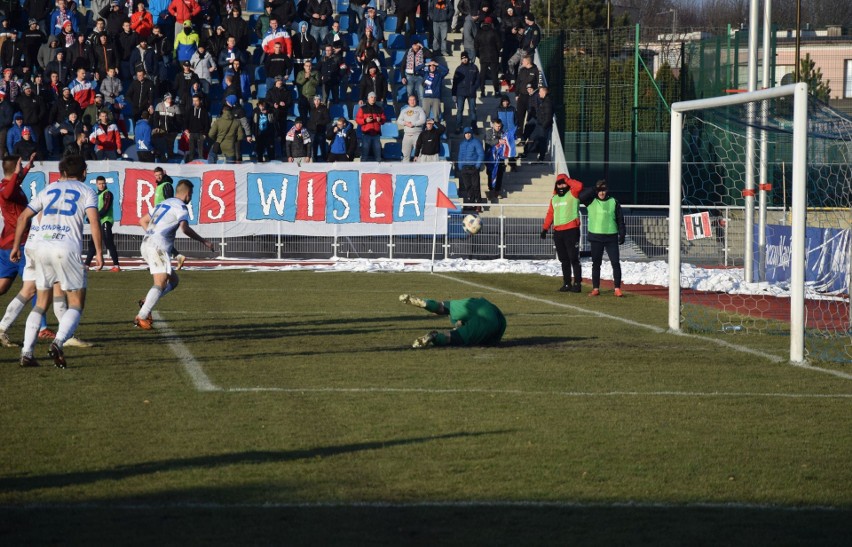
left=27, top=179, right=98, bottom=253
left=143, top=197, right=190, bottom=252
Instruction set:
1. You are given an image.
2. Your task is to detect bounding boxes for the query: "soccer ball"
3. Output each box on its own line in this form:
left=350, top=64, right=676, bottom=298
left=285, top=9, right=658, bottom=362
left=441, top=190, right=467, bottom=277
left=462, top=214, right=482, bottom=235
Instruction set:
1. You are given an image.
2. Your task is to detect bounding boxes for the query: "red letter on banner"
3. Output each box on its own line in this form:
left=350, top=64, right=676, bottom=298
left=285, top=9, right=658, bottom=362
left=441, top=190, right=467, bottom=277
left=48, top=172, right=61, bottom=184
left=121, top=168, right=157, bottom=225
left=360, top=172, right=393, bottom=224
left=296, top=172, right=327, bottom=221
left=200, top=170, right=236, bottom=223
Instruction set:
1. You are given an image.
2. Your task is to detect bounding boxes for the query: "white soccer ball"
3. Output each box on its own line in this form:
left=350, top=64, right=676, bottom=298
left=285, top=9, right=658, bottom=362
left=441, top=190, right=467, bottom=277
left=462, top=214, right=482, bottom=235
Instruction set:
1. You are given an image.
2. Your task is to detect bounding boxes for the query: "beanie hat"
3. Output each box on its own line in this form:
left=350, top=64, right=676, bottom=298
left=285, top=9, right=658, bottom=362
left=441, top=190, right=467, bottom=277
left=225, top=94, right=237, bottom=106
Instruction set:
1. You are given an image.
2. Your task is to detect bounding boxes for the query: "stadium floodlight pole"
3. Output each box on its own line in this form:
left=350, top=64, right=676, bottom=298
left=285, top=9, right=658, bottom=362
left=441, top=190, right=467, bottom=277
left=758, top=0, right=773, bottom=281
left=668, top=84, right=806, bottom=364
left=744, top=0, right=760, bottom=284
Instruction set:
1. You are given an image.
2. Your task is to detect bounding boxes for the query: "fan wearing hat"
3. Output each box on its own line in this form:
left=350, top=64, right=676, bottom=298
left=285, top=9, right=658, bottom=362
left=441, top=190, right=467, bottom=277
left=417, top=58, right=448, bottom=124
left=456, top=125, right=485, bottom=212
left=357, top=61, right=388, bottom=105
left=167, top=0, right=201, bottom=44
left=356, top=5, right=385, bottom=46
left=49, top=0, right=79, bottom=37
left=189, top=42, right=216, bottom=94
left=541, top=174, right=585, bottom=292
left=12, top=126, right=39, bottom=160
left=174, top=16, right=201, bottom=64
left=451, top=50, right=480, bottom=135
left=5, top=113, right=26, bottom=157
left=285, top=116, right=312, bottom=166
left=151, top=92, right=182, bottom=161
left=399, top=40, right=428, bottom=106
left=473, top=14, right=502, bottom=98
left=306, top=95, right=330, bottom=161
left=23, top=19, right=47, bottom=72
left=579, top=180, right=627, bottom=297
left=513, top=55, right=540, bottom=129
left=175, top=59, right=201, bottom=107
left=207, top=94, right=245, bottom=163
left=506, top=12, right=541, bottom=85
left=222, top=4, right=250, bottom=51
left=100, top=0, right=127, bottom=38
left=413, top=117, right=445, bottom=163
left=354, top=90, right=386, bottom=162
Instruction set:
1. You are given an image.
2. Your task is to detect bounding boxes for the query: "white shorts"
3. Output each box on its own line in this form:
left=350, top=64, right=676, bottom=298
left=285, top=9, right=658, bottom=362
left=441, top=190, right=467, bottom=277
left=141, top=239, right=173, bottom=276
left=32, top=245, right=87, bottom=291
left=22, top=247, right=37, bottom=282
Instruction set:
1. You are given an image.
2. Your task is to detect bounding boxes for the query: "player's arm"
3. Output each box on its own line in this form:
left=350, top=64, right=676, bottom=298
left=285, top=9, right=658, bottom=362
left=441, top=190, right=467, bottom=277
left=179, top=221, right=216, bottom=253
left=86, top=206, right=104, bottom=270
left=9, top=207, right=36, bottom=262
left=139, top=212, right=152, bottom=231
left=15, top=153, right=37, bottom=184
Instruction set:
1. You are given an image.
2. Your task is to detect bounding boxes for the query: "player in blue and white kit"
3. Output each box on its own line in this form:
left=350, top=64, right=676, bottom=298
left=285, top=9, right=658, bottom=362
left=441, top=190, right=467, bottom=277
left=11, top=155, right=103, bottom=368
left=135, top=179, right=215, bottom=330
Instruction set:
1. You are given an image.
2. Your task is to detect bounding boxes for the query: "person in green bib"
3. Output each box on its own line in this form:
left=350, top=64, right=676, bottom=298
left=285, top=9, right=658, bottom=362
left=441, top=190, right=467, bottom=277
left=85, top=176, right=121, bottom=271
left=541, top=173, right=585, bottom=292
left=580, top=180, right=626, bottom=297
left=399, top=294, right=507, bottom=348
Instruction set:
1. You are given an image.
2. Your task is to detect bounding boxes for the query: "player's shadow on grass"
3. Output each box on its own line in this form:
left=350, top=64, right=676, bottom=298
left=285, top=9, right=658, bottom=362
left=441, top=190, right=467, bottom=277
left=0, top=430, right=516, bottom=493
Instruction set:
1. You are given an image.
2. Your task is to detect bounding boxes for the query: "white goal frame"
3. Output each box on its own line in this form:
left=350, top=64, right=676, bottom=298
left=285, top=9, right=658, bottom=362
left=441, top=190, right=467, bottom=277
left=668, top=83, right=809, bottom=363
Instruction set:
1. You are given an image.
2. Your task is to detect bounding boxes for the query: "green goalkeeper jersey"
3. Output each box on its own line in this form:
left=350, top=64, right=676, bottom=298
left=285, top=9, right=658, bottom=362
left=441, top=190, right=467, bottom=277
left=443, top=298, right=507, bottom=346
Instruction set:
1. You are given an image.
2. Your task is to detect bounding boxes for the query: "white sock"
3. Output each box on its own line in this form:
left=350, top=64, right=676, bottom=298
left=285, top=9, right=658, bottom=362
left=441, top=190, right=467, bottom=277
left=22, top=308, right=44, bottom=355
left=55, top=307, right=82, bottom=346
left=53, top=294, right=68, bottom=322
left=139, top=286, right=164, bottom=318
left=0, top=294, right=27, bottom=332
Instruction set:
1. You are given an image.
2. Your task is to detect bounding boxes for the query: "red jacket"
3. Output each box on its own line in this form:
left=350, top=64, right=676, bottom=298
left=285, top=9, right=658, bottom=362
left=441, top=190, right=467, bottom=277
left=168, top=0, right=201, bottom=23
left=89, top=122, right=122, bottom=152
left=131, top=11, right=154, bottom=38
left=0, top=164, right=31, bottom=249
left=543, top=175, right=584, bottom=231
left=356, top=103, right=385, bottom=136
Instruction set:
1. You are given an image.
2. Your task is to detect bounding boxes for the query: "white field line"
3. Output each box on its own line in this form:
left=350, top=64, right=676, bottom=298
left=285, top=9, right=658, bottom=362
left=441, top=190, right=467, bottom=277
left=436, top=273, right=852, bottom=380
left=153, top=311, right=221, bottom=392
left=2, top=500, right=848, bottom=512
left=223, top=386, right=852, bottom=398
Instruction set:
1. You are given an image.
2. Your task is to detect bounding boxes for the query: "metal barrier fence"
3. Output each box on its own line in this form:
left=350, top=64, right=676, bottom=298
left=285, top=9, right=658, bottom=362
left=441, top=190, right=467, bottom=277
left=98, top=205, right=779, bottom=268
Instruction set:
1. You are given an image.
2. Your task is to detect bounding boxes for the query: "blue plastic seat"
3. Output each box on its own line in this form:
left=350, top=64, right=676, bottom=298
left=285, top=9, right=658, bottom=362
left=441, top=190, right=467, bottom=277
left=389, top=49, right=406, bottom=68
left=380, top=122, right=398, bottom=138
left=384, top=16, right=398, bottom=33
left=329, top=103, right=349, bottom=120
left=386, top=33, right=406, bottom=50
left=254, top=66, right=266, bottom=81
left=381, top=141, right=401, bottom=160
left=256, top=83, right=267, bottom=99
left=246, top=0, right=265, bottom=12
left=338, top=14, right=350, bottom=32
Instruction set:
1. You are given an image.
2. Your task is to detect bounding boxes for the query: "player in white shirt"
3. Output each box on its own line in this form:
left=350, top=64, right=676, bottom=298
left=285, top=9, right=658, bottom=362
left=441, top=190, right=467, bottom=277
left=135, top=179, right=215, bottom=330
left=11, top=155, right=103, bottom=368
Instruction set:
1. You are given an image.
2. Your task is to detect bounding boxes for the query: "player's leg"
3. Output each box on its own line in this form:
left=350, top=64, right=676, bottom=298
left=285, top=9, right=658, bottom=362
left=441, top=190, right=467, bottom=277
left=589, top=240, right=605, bottom=296
left=137, top=271, right=179, bottom=328
left=59, top=283, right=93, bottom=347
left=20, top=287, right=54, bottom=368
left=399, top=294, right=448, bottom=315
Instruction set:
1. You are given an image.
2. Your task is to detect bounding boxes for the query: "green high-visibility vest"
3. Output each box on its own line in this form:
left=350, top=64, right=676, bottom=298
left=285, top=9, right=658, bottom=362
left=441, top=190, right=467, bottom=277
left=587, top=198, right=618, bottom=234
left=98, top=189, right=113, bottom=224
left=550, top=193, right=579, bottom=226
left=154, top=182, right=172, bottom=205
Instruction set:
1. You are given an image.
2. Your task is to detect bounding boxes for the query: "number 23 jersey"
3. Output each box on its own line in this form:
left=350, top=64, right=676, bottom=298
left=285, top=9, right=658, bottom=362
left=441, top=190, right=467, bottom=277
left=27, top=180, right=98, bottom=253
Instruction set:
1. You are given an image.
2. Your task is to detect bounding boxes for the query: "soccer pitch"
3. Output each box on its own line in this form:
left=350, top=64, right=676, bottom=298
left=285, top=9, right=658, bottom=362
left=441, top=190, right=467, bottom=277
left=1, top=269, right=850, bottom=545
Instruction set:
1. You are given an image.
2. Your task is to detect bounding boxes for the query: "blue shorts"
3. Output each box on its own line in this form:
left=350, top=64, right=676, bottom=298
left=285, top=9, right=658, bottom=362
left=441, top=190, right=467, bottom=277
left=0, top=246, right=26, bottom=280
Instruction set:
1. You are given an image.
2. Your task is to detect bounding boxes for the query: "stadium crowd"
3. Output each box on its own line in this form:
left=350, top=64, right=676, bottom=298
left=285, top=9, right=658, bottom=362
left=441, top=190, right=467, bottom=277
left=0, top=0, right=550, bottom=165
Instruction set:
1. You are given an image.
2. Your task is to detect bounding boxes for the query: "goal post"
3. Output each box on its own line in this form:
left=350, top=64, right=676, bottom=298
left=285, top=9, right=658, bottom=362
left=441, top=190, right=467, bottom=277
left=668, top=83, right=809, bottom=363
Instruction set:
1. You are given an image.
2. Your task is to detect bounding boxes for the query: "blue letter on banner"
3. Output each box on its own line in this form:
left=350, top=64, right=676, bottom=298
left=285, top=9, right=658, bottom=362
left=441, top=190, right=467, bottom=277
left=393, top=174, right=428, bottom=222
left=326, top=170, right=360, bottom=224
left=247, top=172, right=298, bottom=221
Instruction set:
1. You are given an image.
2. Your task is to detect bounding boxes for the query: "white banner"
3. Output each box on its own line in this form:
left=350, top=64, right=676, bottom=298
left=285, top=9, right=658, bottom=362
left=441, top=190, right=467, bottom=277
left=24, top=160, right=453, bottom=237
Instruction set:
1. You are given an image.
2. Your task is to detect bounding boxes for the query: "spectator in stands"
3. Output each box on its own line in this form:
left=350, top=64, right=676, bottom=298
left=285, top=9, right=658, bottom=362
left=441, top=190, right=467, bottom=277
left=12, top=127, right=40, bottom=160
left=507, top=12, right=541, bottom=84
left=37, top=35, right=61, bottom=74
left=0, top=91, right=12, bottom=159
left=357, top=6, right=384, bottom=45
left=116, top=20, right=139, bottom=80
left=318, top=44, right=344, bottom=104
left=514, top=55, right=539, bottom=126
left=323, top=19, right=348, bottom=57
left=306, top=95, right=330, bottom=161
left=189, top=43, right=216, bottom=94
left=46, top=72, right=64, bottom=102
left=0, top=34, right=27, bottom=79
left=174, top=20, right=200, bottom=65
left=254, top=3, right=275, bottom=40
left=23, top=19, right=46, bottom=73
left=500, top=8, right=523, bottom=79
left=252, top=101, right=276, bottom=163
left=24, top=2, right=52, bottom=35
left=92, top=33, right=117, bottom=79
left=134, top=109, right=154, bottom=161
left=358, top=63, right=387, bottom=106
left=419, top=59, right=448, bottom=122
left=295, top=60, right=319, bottom=121
left=354, top=26, right=381, bottom=76
left=131, top=2, right=154, bottom=39
left=173, top=60, right=198, bottom=106
left=484, top=118, right=509, bottom=199
left=474, top=16, right=501, bottom=97
left=82, top=92, right=112, bottom=131
left=50, top=0, right=79, bottom=37
left=496, top=94, right=518, bottom=167
left=285, top=117, right=312, bottom=165
left=217, top=35, right=246, bottom=73
left=88, top=17, right=108, bottom=45
left=148, top=25, right=172, bottom=85
left=1, top=68, right=22, bottom=104
left=195, top=0, right=219, bottom=43
left=100, top=68, right=122, bottom=109
left=6, top=112, right=27, bottom=156
left=429, top=0, right=453, bottom=57
left=457, top=127, right=484, bottom=211
left=58, top=110, right=83, bottom=150
left=168, top=0, right=201, bottom=42
left=222, top=5, right=250, bottom=51
left=15, top=84, right=46, bottom=148
left=305, top=0, right=332, bottom=44
left=461, top=0, right=481, bottom=61
left=208, top=95, right=245, bottom=163
left=271, top=0, right=296, bottom=28
left=126, top=69, right=155, bottom=120
left=326, top=116, right=357, bottom=162
left=129, top=37, right=156, bottom=82
left=451, top=51, right=479, bottom=134
left=266, top=75, right=292, bottom=130
left=395, top=0, right=419, bottom=36
left=99, top=1, right=126, bottom=39
left=292, top=21, right=319, bottom=66
left=414, top=118, right=444, bottom=162
left=90, top=109, right=122, bottom=159
left=355, top=91, right=385, bottom=162
left=263, top=41, right=292, bottom=91
left=69, top=67, right=95, bottom=109
left=261, top=16, right=292, bottom=57
left=183, top=93, right=210, bottom=162
left=46, top=86, right=80, bottom=157
left=207, top=24, right=229, bottom=63
left=399, top=41, right=429, bottom=106
left=397, top=94, right=425, bottom=163
left=152, top=92, right=182, bottom=160
left=525, top=85, right=553, bottom=161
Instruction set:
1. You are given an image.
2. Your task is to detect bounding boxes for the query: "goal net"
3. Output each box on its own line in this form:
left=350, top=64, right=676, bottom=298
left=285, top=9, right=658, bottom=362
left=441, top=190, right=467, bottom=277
left=668, top=84, right=851, bottom=364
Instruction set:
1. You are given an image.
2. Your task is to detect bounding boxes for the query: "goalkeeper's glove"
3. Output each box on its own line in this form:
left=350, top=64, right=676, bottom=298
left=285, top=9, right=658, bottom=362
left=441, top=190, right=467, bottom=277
left=540, top=229, right=548, bottom=239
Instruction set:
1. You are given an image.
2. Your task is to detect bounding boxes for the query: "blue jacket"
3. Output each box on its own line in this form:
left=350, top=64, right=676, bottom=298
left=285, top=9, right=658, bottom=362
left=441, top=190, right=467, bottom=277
left=418, top=63, right=449, bottom=99
left=134, top=118, right=152, bottom=152
left=496, top=104, right=517, bottom=133
left=457, top=136, right=484, bottom=170
left=6, top=122, right=27, bottom=154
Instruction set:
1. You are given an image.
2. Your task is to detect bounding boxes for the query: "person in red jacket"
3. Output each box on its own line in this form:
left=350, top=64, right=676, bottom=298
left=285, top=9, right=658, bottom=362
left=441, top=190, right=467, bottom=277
left=355, top=91, right=385, bottom=161
left=89, top=110, right=122, bottom=159
left=130, top=2, right=154, bottom=40
left=541, top=173, right=585, bottom=292
left=0, top=153, right=36, bottom=299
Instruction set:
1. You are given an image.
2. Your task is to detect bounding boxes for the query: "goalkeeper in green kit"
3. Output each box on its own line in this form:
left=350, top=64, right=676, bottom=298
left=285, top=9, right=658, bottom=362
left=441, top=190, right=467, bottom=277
left=400, top=294, right=507, bottom=348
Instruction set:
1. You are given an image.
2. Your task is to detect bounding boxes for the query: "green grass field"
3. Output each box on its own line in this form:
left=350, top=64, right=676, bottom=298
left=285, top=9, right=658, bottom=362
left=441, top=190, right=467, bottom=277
left=1, top=269, right=850, bottom=545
